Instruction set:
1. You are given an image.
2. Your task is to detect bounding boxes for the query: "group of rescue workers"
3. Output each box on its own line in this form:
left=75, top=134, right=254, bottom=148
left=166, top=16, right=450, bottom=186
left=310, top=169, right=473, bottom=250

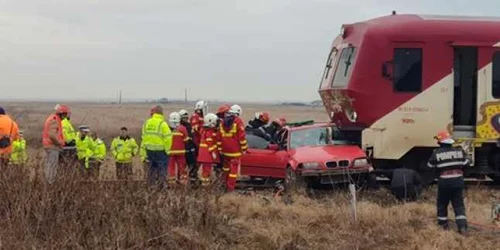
left=37, top=101, right=287, bottom=192
left=0, top=103, right=470, bottom=234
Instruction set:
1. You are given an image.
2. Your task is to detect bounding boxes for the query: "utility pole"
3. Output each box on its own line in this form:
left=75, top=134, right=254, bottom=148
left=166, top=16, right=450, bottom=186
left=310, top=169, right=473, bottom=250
left=119, top=90, right=122, bottom=104
left=184, top=88, right=188, bottom=104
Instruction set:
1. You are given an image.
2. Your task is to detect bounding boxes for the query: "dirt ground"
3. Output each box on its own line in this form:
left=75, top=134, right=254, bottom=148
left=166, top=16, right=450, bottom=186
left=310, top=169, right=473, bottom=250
left=1, top=102, right=500, bottom=249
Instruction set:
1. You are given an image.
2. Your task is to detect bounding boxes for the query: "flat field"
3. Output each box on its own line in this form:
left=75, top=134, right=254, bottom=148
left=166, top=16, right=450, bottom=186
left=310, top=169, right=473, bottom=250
left=1, top=102, right=499, bottom=249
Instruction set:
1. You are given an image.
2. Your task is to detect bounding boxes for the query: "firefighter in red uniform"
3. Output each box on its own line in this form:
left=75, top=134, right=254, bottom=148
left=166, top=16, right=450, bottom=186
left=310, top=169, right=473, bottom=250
left=214, top=104, right=230, bottom=175
left=217, top=106, right=247, bottom=192
left=197, top=113, right=220, bottom=187
left=229, top=105, right=246, bottom=177
left=229, top=104, right=244, bottom=127
left=245, top=111, right=270, bottom=131
left=190, top=100, right=207, bottom=147
left=167, top=112, right=190, bottom=186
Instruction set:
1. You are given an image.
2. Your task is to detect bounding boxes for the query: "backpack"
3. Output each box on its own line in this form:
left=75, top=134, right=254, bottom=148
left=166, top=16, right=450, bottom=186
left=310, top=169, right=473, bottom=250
left=0, top=121, right=14, bottom=149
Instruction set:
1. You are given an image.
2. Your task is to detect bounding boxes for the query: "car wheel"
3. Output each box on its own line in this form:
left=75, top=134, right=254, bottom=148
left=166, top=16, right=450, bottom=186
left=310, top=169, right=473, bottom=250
left=285, top=166, right=304, bottom=193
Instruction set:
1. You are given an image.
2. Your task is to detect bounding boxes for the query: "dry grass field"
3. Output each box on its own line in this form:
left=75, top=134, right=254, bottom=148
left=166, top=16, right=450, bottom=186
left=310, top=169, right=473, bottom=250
left=1, top=102, right=500, bottom=249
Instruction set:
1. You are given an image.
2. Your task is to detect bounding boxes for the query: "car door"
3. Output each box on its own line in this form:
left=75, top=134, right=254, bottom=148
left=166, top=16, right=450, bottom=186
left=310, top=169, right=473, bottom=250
left=241, top=133, right=288, bottom=178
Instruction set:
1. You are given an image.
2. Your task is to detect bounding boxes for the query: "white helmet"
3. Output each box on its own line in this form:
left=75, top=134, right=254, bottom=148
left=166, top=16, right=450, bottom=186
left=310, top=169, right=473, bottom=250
left=168, top=112, right=181, bottom=128
left=178, top=109, right=189, bottom=118
left=203, top=113, right=218, bottom=127
left=195, top=100, right=207, bottom=110
left=254, top=112, right=261, bottom=119
left=229, top=104, right=242, bottom=116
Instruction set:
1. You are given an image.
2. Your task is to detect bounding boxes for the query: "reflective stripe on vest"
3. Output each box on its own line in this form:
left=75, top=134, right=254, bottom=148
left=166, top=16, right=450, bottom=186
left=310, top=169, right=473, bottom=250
left=169, top=149, right=186, bottom=154
left=222, top=152, right=242, bottom=157
left=142, top=120, right=167, bottom=151
left=219, top=123, right=237, bottom=137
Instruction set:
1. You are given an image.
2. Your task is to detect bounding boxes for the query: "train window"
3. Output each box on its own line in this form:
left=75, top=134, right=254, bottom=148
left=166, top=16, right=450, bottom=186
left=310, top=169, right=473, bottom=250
left=393, top=48, right=422, bottom=92
left=332, top=47, right=357, bottom=87
left=322, top=48, right=338, bottom=80
left=492, top=52, right=500, bottom=98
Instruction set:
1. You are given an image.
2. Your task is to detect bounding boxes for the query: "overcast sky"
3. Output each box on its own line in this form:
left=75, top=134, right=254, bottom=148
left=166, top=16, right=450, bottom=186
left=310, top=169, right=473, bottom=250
left=1, top=0, right=499, bottom=102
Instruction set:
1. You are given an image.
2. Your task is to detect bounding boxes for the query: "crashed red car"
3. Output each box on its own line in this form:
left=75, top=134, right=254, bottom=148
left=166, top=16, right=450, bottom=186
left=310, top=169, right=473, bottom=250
left=240, top=122, right=374, bottom=189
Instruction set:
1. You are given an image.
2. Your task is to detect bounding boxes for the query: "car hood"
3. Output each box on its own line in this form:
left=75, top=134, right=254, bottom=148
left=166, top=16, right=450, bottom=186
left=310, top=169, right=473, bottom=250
left=289, top=145, right=366, bottom=163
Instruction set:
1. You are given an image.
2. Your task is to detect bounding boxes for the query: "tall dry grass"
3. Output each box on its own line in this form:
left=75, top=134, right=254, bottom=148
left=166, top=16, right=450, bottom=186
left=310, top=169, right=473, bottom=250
left=1, top=103, right=500, bottom=249
left=1, top=163, right=500, bottom=249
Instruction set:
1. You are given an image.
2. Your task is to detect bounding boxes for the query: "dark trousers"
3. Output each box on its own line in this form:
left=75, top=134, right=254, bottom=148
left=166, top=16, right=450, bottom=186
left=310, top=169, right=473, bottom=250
left=214, top=154, right=224, bottom=174
left=116, top=162, right=133, bottom=180
left=186, top=147, right=198, bottom=179
left=146, top=150, right=169, bottom=188
left=437, top=177, right=468, bottom=232
left=391, top=185, right=420, bottom=201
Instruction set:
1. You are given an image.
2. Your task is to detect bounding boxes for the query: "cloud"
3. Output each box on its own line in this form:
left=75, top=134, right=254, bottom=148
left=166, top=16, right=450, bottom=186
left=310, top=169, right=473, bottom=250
left=1, top=0, right=500, bottom=102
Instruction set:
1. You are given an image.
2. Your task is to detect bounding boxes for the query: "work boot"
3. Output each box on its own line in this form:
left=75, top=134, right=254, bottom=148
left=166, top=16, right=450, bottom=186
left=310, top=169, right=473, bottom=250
left=457, top=221, right=468, bottom=235
left=438, top=221, right=449, bottom=230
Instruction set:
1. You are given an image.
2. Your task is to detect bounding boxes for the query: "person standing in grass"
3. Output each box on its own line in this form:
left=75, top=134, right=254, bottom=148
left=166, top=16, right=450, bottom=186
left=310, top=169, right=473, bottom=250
left=167, top=112, right=190, bottom=186
left=427, top=131, right=469, bottom=234
left=111, top=127, right=138, bottom=180
left=91, top=132, right=106, bottom=180
left=140, top=105, right=172, bottom=189
left=75, top=125, right=94, bottom=179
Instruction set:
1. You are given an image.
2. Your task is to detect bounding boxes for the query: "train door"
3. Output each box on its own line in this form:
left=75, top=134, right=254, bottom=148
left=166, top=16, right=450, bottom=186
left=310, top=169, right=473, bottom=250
left=452, top=46, right=478, bottom=165
left=452, top=46, right=478, bottom=132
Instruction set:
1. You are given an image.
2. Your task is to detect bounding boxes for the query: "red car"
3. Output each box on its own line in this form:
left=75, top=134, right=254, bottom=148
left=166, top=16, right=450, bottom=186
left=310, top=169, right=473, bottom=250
left=240, top=122, right=374, bottom=189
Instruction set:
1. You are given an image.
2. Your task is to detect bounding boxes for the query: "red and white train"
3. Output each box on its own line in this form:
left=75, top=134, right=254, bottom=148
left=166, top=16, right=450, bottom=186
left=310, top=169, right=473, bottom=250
left=318, top=12, right=500, bottom=184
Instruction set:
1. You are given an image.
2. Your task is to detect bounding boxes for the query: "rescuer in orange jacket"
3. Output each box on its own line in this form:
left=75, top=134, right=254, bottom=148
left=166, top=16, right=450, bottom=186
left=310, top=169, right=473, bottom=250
left=167, top=112, right=190, bottom=186
left=190, top=100, right=207, bottom=147
left=42, top=104, right=70, bottom=184
left=0, top=107, right=20, bottom=168
left=197, top=113, right=220, bottom=187
left=217, top=106, right=248, bottom=192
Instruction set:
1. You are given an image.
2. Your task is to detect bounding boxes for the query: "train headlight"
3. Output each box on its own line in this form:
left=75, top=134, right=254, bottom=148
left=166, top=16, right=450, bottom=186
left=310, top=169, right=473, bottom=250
left=346, top=109, right=357, bottom=122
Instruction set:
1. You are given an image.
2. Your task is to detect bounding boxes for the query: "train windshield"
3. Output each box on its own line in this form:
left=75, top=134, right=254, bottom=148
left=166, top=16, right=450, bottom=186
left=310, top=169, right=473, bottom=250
left=332, top=46, right=357, bottom=87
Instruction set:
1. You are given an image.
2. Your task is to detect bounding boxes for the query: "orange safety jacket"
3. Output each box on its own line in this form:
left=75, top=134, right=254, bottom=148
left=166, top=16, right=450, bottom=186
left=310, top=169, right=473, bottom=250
left=197, top=127, right=219, bottom=163
left=0, top=115, right=19, bottom=155
left=42, top=114, right=65, bottom=148
left=169, top=124, right=189, bottom=155
left=217, top=116, right=247, bottom=158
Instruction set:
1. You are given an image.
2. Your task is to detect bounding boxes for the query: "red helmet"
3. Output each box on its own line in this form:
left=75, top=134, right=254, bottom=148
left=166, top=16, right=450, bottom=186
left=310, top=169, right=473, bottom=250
left=273, top=117, right=287, bottom=127
left=216, top=104, right=230, bottom=115
left=259, top=112, right=270, bottom=123
left=55, top=104, right=71, bottom=115
left=150, top=105, right=163, bottom=115
left=434, top=131, right=455, bottom=144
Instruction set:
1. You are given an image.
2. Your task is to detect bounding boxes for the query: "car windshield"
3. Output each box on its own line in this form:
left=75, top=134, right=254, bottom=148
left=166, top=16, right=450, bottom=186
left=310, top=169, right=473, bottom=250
left=289, top=126, right=357, bottom=149
left=289, top=126, right=331, bottom=149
